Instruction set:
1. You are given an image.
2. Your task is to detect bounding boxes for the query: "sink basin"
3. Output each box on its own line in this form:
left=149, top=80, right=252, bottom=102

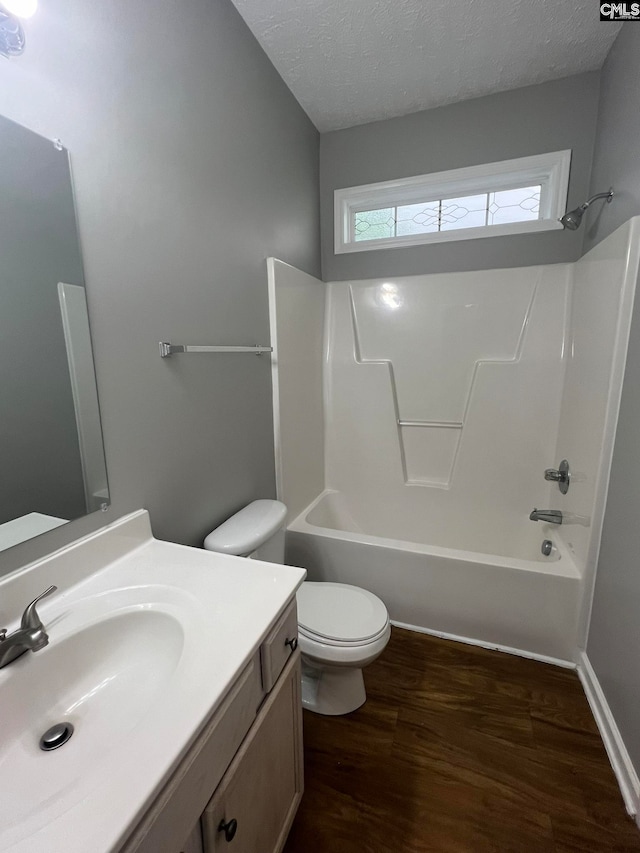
left=0, top=607, right=184, bottom=829
left=0, top=596, right=185, bottom=841
left=0, top=509, right=306, bottom=853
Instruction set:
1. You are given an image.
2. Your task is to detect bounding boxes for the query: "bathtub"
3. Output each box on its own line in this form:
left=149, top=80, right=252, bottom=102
left=286, top=491, right=582, bottom=663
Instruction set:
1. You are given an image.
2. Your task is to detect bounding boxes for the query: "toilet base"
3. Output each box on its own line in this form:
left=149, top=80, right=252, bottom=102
left=301, top=660, right=366, bottom=716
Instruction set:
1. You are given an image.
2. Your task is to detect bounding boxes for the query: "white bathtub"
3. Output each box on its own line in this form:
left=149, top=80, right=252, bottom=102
left=287, top=491, right=582, bottom=663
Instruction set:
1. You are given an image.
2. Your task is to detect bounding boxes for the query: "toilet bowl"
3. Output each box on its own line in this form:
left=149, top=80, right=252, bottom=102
left=297, top=581, right=390, bottom=715
left=204, top=500, right=390, bottom=715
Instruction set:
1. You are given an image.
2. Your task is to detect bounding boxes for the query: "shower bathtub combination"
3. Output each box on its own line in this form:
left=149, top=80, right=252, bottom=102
left=268, top=218, right=640, bottom=663
left=287, top=489, right=580, bottom=661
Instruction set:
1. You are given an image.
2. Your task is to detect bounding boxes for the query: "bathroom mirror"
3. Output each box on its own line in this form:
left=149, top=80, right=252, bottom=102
left=0, top=114, right=109, bottom=552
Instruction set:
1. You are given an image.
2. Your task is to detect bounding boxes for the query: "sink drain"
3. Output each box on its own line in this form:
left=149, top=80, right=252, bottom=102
left=40, top=722, right=74, bottom=751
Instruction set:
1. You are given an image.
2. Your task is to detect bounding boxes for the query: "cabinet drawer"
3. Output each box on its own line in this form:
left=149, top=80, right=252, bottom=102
left=260, top=598, right=298, bottom=693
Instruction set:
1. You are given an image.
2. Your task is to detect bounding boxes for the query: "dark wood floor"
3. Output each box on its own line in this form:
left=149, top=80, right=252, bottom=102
left=284, top=627, right=640, bottom=853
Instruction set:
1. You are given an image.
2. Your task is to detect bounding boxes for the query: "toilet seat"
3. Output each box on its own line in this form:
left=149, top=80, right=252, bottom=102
left=297, top=581, right=389, bottom=647
left=298, top=623, right=389, bottom=647
left=298, top=622, right=391, bottom=668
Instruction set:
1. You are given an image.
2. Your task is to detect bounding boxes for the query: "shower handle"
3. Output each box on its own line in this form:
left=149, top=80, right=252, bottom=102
left=544, top=460, right=571, bottom=494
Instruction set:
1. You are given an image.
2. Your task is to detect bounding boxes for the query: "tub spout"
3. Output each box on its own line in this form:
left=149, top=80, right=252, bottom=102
left=529, top=509, right=563, bottom=524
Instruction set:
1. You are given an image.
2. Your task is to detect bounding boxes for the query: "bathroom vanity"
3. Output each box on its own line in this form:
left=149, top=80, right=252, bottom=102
left=0, top=511, right=306, bottom=853
left=123, top=600, right=303, bottom=853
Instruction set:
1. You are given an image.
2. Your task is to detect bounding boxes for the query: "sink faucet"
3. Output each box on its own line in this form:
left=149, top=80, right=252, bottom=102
left=529, top=509, right=563, bottom=525
left=0, top=585, right=57, bottom=670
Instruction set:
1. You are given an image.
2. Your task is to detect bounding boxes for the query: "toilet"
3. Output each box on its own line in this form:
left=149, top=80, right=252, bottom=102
left=204, top=499, right=391, bottom=715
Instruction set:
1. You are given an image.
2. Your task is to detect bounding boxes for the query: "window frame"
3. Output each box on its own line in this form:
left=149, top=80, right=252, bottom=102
left=334, top=150, right=571, bottom=254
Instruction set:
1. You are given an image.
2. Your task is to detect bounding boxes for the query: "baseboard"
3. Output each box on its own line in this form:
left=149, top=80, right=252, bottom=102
left=578, top=652, right=640, bottom=819
left=390, top=620, right=576, bottom=669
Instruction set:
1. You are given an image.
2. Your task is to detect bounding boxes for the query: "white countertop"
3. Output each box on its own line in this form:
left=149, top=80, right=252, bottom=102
left=0, top=513, right=68, bottom=552
left=0, top=510, right=306, bottom=853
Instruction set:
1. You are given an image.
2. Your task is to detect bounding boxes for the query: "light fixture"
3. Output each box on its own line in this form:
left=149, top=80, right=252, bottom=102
left=0, top=0, right=36, bottom=59
left=560, top=189, right=614, bottom=231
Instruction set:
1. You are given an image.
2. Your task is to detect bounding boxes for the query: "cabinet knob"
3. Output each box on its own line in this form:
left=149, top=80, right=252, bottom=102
left=285, top=636, right=298, bottom=652
left=218, top=817, right=238, bottom=842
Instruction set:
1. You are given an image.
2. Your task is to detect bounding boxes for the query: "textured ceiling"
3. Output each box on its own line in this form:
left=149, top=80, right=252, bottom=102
left=229, top=0, right=620, bottom=132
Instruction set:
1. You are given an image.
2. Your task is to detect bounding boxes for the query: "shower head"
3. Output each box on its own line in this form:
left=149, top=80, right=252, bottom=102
left=560, top=208, right=584, bottom=231
left=560, top=189, right=614, bottom=230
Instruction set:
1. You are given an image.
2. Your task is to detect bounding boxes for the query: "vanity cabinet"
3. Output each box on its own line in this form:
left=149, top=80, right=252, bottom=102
left=179, top=825, right=204, bottom=853
left=122, top=598, right=302, bottom=853
left=201, top=655, right=302, bottom=852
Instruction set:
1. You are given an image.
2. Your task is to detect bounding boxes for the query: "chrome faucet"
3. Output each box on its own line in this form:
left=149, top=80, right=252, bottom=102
left=0, top=585, right=57, bottom=670
left=529, top=509, right=563, bottom=525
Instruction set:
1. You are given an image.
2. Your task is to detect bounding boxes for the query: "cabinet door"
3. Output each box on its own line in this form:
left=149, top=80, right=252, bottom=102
left=179, top=823, right=204, bottom=853
left=202, top=654, right=303, bottom=853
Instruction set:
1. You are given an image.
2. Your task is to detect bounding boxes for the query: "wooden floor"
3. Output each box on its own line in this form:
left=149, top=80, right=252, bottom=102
left=283, top=627, right=640, bottom=853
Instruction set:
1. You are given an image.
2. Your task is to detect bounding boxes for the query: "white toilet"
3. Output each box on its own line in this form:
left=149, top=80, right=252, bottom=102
left=204, top=499, right=391, bottom=716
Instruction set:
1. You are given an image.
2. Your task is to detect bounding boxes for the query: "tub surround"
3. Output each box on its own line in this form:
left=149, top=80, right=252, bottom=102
left=554, top=218, right=640, bottom=644
left=323, top=264, right=570, bottom=547
left=0, top=510, right=305, bottom=853
left=269, top=217, right=640, bottom=663
left=268, top=259, right=325, bottom=525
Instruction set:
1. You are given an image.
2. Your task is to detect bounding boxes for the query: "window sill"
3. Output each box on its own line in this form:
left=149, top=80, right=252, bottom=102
left=335, top=217, right=564, bottom=255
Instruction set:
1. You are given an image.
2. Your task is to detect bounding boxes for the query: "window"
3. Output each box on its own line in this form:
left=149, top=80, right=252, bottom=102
left=334, top=151, right=571, bottom=254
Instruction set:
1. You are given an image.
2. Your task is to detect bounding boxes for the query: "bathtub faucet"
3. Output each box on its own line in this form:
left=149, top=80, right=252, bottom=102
left=529, top=509, right=563, bottom=525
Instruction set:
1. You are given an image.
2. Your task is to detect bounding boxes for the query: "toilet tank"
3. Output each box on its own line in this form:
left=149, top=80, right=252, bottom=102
left=203, top=500, right=287, bottom=563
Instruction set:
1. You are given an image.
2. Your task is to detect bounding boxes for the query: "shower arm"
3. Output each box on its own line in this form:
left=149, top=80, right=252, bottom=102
left=578, top=191, right=614, bottom=212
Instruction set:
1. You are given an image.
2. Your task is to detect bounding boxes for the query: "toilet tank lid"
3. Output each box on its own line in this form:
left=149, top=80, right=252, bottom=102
left=204, top=499, right=287, bottom=556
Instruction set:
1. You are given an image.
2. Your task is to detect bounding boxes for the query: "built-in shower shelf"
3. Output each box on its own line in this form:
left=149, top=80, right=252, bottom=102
left=398, top=420, right=463, bottom=429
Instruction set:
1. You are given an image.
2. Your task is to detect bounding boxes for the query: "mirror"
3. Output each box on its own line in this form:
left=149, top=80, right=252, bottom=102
left=0, top=115, right=109, bottom=552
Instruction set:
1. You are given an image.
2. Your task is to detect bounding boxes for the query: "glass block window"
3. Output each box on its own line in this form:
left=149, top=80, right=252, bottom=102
left=335, top=151, right=570, bottom=254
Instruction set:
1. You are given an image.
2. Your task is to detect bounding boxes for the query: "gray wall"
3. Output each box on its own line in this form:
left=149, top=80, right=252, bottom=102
left=583, top=26, right=640, bottom=251
left=0, top=0, right=320, bottom=576
left=320, top=73, right=600, bottom=281
left=585, top=25, right=640, bottom=776
left=0, top=116, right=86, bottom=524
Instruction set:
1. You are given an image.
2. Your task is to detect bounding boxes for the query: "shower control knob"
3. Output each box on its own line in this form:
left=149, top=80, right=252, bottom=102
left=544, top=459, right=571, bottom=494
